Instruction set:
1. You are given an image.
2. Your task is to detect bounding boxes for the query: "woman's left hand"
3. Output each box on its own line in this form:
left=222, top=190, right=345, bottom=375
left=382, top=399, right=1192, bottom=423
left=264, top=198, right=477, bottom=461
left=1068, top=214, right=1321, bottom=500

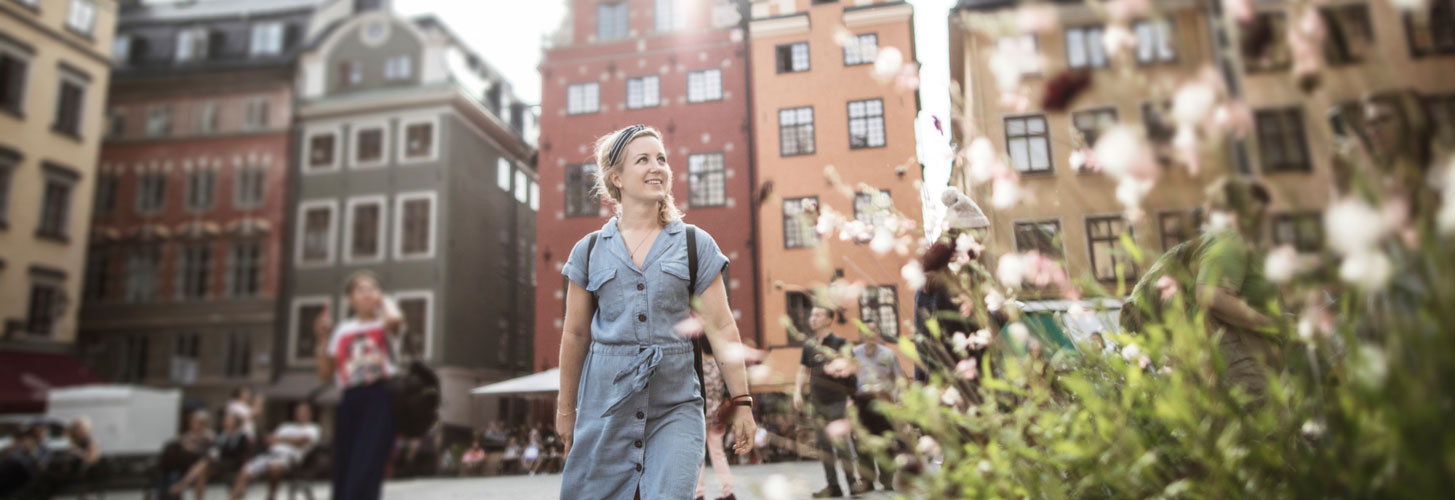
left=728, top=406, right=757, bottom=455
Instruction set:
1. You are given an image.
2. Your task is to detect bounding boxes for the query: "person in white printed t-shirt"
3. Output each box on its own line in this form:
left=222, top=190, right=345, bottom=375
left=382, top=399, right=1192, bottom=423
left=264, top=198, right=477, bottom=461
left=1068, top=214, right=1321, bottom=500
left=228, top=401, right=320, bottom=500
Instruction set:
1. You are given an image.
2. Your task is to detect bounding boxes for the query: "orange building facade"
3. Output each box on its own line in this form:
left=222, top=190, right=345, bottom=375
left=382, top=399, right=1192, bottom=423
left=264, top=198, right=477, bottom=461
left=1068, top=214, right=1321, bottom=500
left=748, top=0, right=921, bottom=391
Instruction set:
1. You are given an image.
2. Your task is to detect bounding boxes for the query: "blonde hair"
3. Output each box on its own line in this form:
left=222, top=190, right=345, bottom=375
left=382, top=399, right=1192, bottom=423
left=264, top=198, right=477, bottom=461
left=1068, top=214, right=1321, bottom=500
left=591, top=126, right=683, bottom=226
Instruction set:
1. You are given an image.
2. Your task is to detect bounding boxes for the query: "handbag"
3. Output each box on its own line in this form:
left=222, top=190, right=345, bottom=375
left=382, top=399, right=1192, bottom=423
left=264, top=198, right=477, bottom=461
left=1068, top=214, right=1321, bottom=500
left=387, top=327, right=441, bottom=438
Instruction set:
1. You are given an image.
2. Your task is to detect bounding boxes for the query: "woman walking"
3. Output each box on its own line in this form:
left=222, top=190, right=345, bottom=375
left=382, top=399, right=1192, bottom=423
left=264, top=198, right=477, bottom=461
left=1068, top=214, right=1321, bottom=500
left=695, top=344, right=737, bottom=500
left=314, top=271, right=403, bottom=500
left=557, top=125, right=757, bottom=499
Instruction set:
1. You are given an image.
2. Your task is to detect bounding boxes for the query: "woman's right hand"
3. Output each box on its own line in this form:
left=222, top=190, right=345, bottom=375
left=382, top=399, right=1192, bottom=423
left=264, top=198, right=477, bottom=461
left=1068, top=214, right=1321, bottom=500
left=556, top=410, right=575, bottom=457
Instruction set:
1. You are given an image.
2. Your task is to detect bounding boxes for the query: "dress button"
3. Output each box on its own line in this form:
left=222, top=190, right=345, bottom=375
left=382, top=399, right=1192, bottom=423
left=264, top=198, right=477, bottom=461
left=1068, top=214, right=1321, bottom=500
left=636, top=283, right=645, bottom=291
left=636, top=411, right=645, bottom=419
left=634, top=440, right=643, bottom=448
left=635, top=464, right=643, bottom=472
left=637, top=313, right=647, bottom=322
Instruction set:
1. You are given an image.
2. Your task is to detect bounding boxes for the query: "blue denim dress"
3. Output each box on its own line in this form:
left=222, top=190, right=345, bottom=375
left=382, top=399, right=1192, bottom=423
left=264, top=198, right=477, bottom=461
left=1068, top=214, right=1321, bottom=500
left=560, top=217, right=728, bottom=500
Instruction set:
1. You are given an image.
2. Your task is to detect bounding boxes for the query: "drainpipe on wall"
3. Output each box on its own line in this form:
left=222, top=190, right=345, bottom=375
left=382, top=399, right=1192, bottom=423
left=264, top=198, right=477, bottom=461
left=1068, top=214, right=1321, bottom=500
left=738, top=0, right=764, bottom=350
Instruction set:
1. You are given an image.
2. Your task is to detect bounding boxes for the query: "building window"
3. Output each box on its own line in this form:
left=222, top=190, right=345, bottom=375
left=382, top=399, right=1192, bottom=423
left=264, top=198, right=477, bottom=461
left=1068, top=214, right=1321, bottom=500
left=1243, top=13, right=1291, bottom=71
left=125, top=245, right=162, bottom=303
left=1065, top=25, right=1108, bottom=69
left=567, top=82, right=599, bottom=114
left=353, top=125, right=387, bottom=167
left=1255, top=107, right=1312, bottom=173
left=194, top=100, right=219, bottom=135
left=107, top=111, right=124, bottom=138
left=52, top=73, right=85, bottom=137
left=175, top=28, right=208, bottom=63
left=307, top=131, right=338, bottom=171
left=848, top=98, right=886, bottom=149
left=401, top=119, right=435, bottom=161
left=250, top=22, right=285, bottom=56
left=1142, top=101, right=1175, bottom=148
left=394, top=291, right=432, bottom=358
left=783, top=197, right=819, bottom=249
left=778, top=106, right=815, bottom=156
left=146, top=105, right=172, bottom=137
left=1013, top=220, right=1064, bottom=259
left=688, top=153, right=725, bottom=207
left=183, top=166, right=215, bottom=213
left=597, top=1, right=629, bottom=41
left=1072, top=107, right=1118, bottom=148
left=66, top=0, right=97, bottom=36
left=1, top=43, right=30, bottom=115
left=1133, top=19, right=1176, bottom=64
left=336, top=60, right=361, bottom=88
left=844, top=33, right=878, bottom=66
left=242, top=97, right=270, bottom=131
left=135, top=172, right=167, bottom=215
left=1158, top=210, right=1196, bottom=251
left=222, top=332, right=251, bottom=378
left=226, top=240, right=263, bottom=298
left=111, top=35, right=131, bottom=63
left=565, top=163, right=599, bottom=217
left=529, top=182, right=539, bottom=212
left=858, top=285, right=899, bottom=338
left=0, top=159, right=11, bottom=227
left=514, top=171, right=529, bottom=204
left=1005, top=115, right=1052, bottom=173
left=93, top=174, right=117, bottom=217
left=176, top=243, right=212, bottom=300
left=118, top=334, right=149, bottom=383
left=1087, top=215, right=1136, bottom=282
left=384, top=55, right=412, bottom=81
left=654, top=0, right=686, bottom=32
left=686, top=69, right=722, bottom=102
left=37, top=164, right=77, bottom=240
left=1321, top=4, right=1375, bottom=64
left=395, top=192, right=436, bottom=259
left=26, top=271, right=65, bottom=337
left=997, top=35, right=1042, bottom=76
left=853, top=189, right=891, bottom=232
left=497, top=158, right=513, bottom=192
left=234, top=163, right=265, bottom=210
left=1405, top=0, right=1455, bottom=57
left=784, top=291, right=813, bottom=346
left=1272, top=212, right=1323, bottom=253
left=345, top=196, right=386, bottom=263
left=626, top=75, right=660, bottom=109
left=170, top=333, right=200, bottom=384
left=291, top=297, right=329, bottom=363
left=85, top=246, right=112, bottom=301
left=775, top=42, right=810, bottom=73
left=297, top=201, right=337, bottom=265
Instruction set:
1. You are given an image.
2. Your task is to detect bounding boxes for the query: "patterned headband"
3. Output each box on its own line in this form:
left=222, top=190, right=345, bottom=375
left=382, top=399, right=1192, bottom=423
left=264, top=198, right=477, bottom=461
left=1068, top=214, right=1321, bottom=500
left=606, top=124, right=647, bottom=168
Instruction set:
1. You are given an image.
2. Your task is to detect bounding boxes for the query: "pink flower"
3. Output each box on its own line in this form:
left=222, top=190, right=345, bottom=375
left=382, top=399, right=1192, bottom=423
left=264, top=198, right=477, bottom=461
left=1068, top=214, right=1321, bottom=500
left=969, top=329, right=992, bottom=349
left=1156, top=275, right=1180, bottom=302
left=825, top=358, right=856, bottom=378
left=955, top=358, right=979, bottom=380
left=717, top=342, right=765, bottom=364
left=1015, top=5, right=1059, bottom=33
left=873, top=47, right=904, bottom=81
left=673, top=316, right=704, bottom=338
left=825, top=419, right=853, bottom=440
left=1223, top=0, right=1253, bottom=23
left=1106, top=0, right=1150, bottom=22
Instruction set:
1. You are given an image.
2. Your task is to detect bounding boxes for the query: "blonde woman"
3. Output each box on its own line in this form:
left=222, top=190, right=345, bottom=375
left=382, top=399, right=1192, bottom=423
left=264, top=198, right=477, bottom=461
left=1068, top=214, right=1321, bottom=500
left=557, top=125, right=757, bottom=499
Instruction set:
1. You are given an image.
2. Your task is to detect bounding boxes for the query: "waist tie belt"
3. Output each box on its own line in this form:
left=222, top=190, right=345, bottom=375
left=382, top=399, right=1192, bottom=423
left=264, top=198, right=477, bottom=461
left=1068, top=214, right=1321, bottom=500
left=592, top=342, right=693, bottom=417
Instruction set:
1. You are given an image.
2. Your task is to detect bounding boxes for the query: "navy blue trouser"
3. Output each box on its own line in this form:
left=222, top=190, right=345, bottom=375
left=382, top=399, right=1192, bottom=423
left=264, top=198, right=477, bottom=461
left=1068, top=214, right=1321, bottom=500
left=332, top=382, right=395, bottom=500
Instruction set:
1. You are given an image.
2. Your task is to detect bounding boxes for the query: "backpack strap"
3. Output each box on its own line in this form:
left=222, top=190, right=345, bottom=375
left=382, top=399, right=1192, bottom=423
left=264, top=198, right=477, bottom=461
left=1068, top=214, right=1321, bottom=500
left=686, top=225, right=708, bottom=415
left=586, top=231, right=600, bottom=313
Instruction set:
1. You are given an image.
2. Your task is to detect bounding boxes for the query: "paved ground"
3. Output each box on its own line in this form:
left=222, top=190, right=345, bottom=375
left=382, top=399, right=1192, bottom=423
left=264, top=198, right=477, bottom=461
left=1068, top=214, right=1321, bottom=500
left=95, top=460, right=903, bottom=499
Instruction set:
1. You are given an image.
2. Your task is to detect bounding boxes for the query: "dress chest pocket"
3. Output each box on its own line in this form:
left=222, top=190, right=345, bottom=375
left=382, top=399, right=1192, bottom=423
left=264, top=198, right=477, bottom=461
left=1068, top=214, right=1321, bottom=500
left=658, top=261, right=693, bottom=314
left=587, top=267, right=624, bottom=321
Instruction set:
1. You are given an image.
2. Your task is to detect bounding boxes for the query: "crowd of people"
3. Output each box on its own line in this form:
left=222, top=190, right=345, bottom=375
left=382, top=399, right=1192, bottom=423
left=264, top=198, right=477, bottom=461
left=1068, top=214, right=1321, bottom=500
left=0, top=417, right=104, bottom=498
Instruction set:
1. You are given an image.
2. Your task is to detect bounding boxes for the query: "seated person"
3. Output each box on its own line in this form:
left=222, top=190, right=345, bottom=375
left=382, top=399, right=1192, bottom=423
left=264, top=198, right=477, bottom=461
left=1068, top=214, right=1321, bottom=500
left=500, top=438, right=521, bottom=474
left=522, top=434, right=542, bottom=476
left=228, top=402, right=320, bottom=500
left=0, top=426, right=47, bottom=497
left=162, top=411, right=215, bottom=499
left=458, top=441, right=486, bottom=477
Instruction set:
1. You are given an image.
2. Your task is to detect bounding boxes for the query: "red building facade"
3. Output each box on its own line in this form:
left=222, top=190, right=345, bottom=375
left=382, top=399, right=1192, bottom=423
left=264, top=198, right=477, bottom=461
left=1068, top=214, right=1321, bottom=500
left=534, top=0, right=759, bottom=370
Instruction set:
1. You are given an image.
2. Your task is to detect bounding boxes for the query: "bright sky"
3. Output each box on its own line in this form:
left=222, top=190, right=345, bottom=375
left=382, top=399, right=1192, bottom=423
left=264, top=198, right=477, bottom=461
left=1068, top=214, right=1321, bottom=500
left=394, top=0, right=955, bottom=221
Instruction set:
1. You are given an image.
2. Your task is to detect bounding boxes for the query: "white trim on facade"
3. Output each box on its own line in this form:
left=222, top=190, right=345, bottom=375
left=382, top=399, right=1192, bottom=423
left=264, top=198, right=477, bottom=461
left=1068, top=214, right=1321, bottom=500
left=295, top=199, right=339, bottom=269
left=396, top=114, right=442, bottom=165
left=349, top=120, right=391, bottom=170
left=301, top=125, right=343, bottom=175
left=393, top=190, right=438, bottom=261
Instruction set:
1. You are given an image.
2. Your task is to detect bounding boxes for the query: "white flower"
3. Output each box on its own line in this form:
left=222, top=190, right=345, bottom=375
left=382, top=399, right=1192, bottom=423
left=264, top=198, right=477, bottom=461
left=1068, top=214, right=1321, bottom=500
left=956, top=358, right=979, bottom=380
left=673, top=316, right=704, bottom=338
left=901, top=261, right=926, bottom=290
left=955, top=232, right=977, bottom=253
left=940, top=386, right=963, bottom=406
left=968, top=138, right=998, bottom=184
left=950, top=331, right=970, bottom=354
left=916, top=436, right=942, bottom=457
left=1008, top=322, right=1030, bottom=344
left=1207, top=211, right=1233, bottom=232
left=1325, top=198, right=1386, bottom=256
left=991, top=178, right=1021, bottom=209
left=1264, top=245, right=1298, bottom=284
left=997, top=254, right=1025, bottom=289
left=1093, top=126, right=1152, bottom=179
left=825, top=419, right=853, bottom=440
left=1115, top=178, right=1152, bottom=215
left=748, top=365, right=774, bottom=385
left=1301, top=419, right=1326, bottom=438
left=1121, top=343, right=1142, bottom=362
left=762, top=474, right=794, bottom=500
left=969, top=329, right=992, bottom=349
left=869, top=227, right=895, bottom=255
left=718, top=342, right=754, bottom=364
left=1339, top=251, right=1393, bottom=291
left=984, top=289, right=1005, bottom=312
left=1172, top=81, right=1218, bottom=127
left=1354, top=345, right=1388, bottom=389
left=977, top=460, right=993, bottom=474
left=1069, top=149, right=1086, bottom=170
left=873, top=47, right=904, bottom=80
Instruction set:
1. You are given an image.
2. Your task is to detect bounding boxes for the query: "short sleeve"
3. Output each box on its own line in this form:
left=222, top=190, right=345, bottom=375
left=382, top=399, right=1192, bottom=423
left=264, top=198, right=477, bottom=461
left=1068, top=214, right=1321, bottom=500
left=691, top=227, right=729, bottom=297
left=561, top=233, right=596, bottom=290
left=800, top=339, right=815, bottom=366
left=1197, top=232, right=1248, bottom=292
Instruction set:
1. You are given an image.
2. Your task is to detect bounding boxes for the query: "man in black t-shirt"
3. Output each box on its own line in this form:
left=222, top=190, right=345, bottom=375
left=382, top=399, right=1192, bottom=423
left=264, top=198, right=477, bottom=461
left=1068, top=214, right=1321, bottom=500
left=793, top=306, right=865, bottom=497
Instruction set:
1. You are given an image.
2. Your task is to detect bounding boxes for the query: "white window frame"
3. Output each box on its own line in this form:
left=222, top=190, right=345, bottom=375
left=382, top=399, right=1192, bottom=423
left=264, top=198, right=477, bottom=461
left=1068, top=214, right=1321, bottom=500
left=194, top=100, right=219, bottom=135
left=288, top=295, right=331, bottom=366
left=686, top=69, right=722, bottom=103
left=1012, top=218, right=1068, bottom=258
left=1133, top=19, right=1177, bottom=64
left=241, top=97, right=270, bottom=131
left=182, top=164, right=216, bottom=213
left=626, top=76, right=660, bottom=109
left=111, top=35, right=131, bottom=63
left=66, top=0, right=97, bottom=36
left=302, top=125, right=342, bottom=174
left=391, top=289, right=435, bottom=360
left=396, top=115, right=440, bottom=165
left=654, top=0, right=687, bottom=32
left=528, top=181, right=539, bottom=212
left=343, top=195, right=388, bottom=265
left=295, top=199, right=338, bottom=268
left=384, top=55, right=413, bottom=81
left=146, top=105, right=172, bottom=137
left=844, top=33, right=879, bottom=66
left=567, top=83, right=599, bottom=115
left=249, top=22, right=285, bottom=57
left=175, top=28, right=207, bottom=63
left=233, top=159, right=266, bottom=210
left=350, top=121, right=390, bottom=170
left=394, top=190, right=438, bottom=261
left=496, top=157, right=512, bottom=191
left=514, top=171, right=529, bottom=203
left=1065, top=25, right=1108, bottom=69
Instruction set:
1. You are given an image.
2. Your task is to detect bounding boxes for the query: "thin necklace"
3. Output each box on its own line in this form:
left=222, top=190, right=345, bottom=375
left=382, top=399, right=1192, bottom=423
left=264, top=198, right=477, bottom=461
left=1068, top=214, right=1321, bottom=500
left=628, top=227, right=659, bottom=262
